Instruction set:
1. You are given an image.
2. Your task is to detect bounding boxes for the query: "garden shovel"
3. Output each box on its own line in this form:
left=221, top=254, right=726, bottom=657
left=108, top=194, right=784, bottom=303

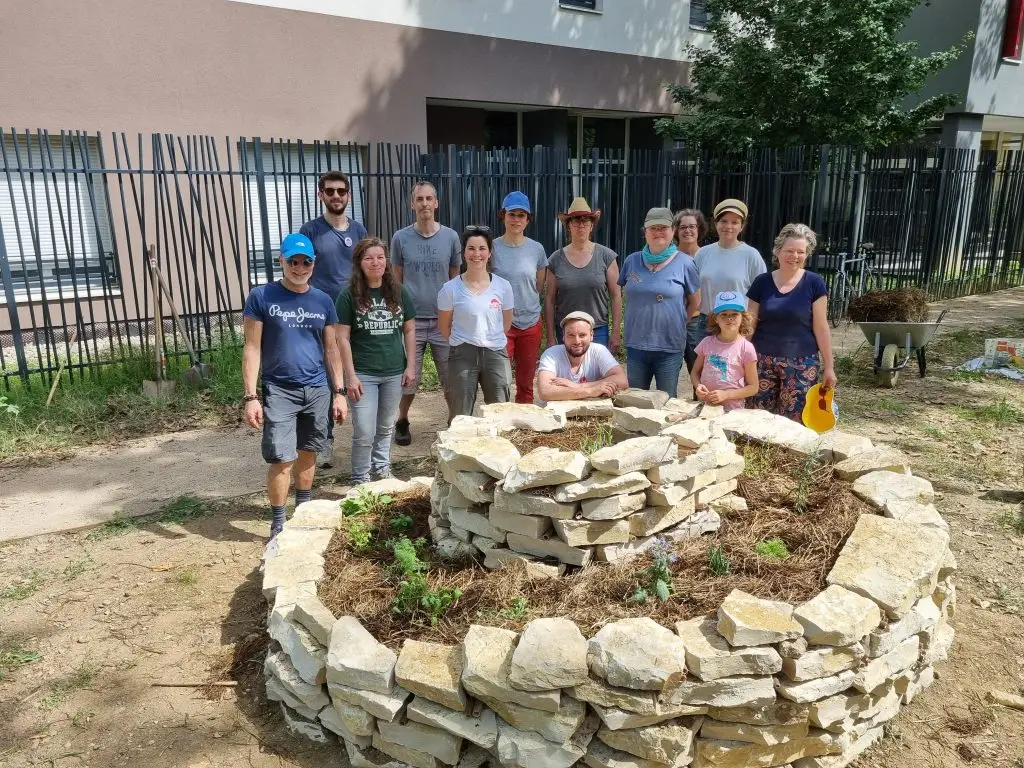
left=147, top=246, right=215, bottom=388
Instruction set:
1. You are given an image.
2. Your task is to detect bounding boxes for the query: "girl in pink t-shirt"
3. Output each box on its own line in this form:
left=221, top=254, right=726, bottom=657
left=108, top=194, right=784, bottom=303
left=690, top=291, right=759, bottom=412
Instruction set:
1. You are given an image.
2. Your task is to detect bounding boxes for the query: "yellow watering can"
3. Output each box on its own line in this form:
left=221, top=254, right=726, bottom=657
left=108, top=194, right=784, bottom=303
left=802, top=383, right=836, bottom=433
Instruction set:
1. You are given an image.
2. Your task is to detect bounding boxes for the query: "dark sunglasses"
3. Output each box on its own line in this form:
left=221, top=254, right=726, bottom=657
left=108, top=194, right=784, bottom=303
left=286, top=257, right=314, bottom=267
left=322, top=187, right=349, bottom=197
left=463, top=225, right=492, bottom=236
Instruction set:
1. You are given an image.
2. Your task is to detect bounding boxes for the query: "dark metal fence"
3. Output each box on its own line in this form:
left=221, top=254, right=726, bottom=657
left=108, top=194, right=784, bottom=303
left=3, top=132, right=1024, bottom=387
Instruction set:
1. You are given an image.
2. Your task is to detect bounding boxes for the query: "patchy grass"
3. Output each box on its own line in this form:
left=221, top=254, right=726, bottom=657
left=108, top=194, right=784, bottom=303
left=996, top=508, right=1024, bottom=536
left=874, top=396, right=909, bottom=415
left=953, top=400, right=1024, bottom=425
left=39, top=661, right=98, bottom=710
left=63, top=552, right=93, bottom=581
left=154, top=495, right=210, bottom=525
left=86, top=513, right=138, bottom=541
left=0, top=644, right=42, bottom=681
left=174, top=569, right=199, bottom=587
left=743, top=442, right=773, bottom=479
left=1, top=570, right=45, bottom=600
left=755, top=538, right=790, bottom=560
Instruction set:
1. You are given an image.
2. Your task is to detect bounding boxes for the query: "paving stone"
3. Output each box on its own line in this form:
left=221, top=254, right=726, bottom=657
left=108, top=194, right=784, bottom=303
left=480, top=692, right=587, bottom=743
left=291, top=596, right=336, bottom=647
left=707, top=700, right=809, bottom=727
left=289, top=499, right=345, bottom=529
left=676, top=617, right=783, bottom=681
left=612, top=406, right=676, bottom=436
left=460, top=624, right=561, bottom=713
left=326, top=616, right=397, bottom=694
left=510, top=617, right=589, bottom=691
left=318, top=704, right=371, bottom=747
left=502, top=446, right=590, bottom=493
left=446, top=506, right=507, bottom=542
left=590, top=702, right=707, bottom=731
left=328, top=681, right=411, bottom=722
left=865, top=595, right=940, bottom=657
left=596, top=719, right=698, bottom=764
left=553, top=517, right=631, bottom=546
left=278, top=702, right=330, bottom=743
left=481, top=548, right=565, bottom=579
left=883, top=499, right=949, bottom=531
left=659, top=675, right=777, bottom=709
left=793, top=585, right=882, bottom=647
left=555, top=471, right=651, bottom=502
left=833, top=447, right=910, bottom=480
left=506, top=531, right=594, bottom=566
left=269, top=526, right=335, bottom=557
left=545, top=399, right=616, bottom=417
left=695, top=732, right=838, bottom=767
left=588, top=617, right=687, bottom=691
left=407, top=696, right=498, bottom=749
left=697, top=479, right=740, bottom=506
left=582, top=492, right=647, bottom=520
left=614, top=389, right=670, bottom=409
left=495, top=713, right=598, bottom=768
left=851, top=470, right=935, bottom=508
left=590, top=436, right=676, bottom=475
left=273, top=618, right=327, bottom=685
left=441, top=466, right=497, bottom=504
left=629, top=495, right=696, bottom=536
left=662, top=418, right=712, bottom=448
left=480, top=402, right=567, bottom=432
left=717, top=590, right=804, bottom=646
left=371, top=731, right=444, bottom=768
left=826, top=514, right=949, bottom=618
left=700, top=717, right=809, bottom=745
left=775, top=670, right=857, bottom=704
left=376, top=718, right=463, bottom=764
left=493, top=485, right=578, bottom=519
left=583, top=738, right=668, bottom=768
left=395, top=640, right=467, bottom=711
left=569, top=677, right=658, bottom=715
left=781, top=644, right=864, bottom=682
left=264, top=650, right=330, bottom=711
left=436, top=435, right=521, bottom=479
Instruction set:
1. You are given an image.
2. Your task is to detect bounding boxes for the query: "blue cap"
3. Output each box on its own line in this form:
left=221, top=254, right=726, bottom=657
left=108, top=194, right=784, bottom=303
left=501, top=191, right=531, bottom=215
left=713, top=290, right=746, bottom=313
left=281, top=233, right=315, bottom=260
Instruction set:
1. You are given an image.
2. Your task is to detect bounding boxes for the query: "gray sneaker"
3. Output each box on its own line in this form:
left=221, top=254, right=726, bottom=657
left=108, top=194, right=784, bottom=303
left=317, top=442, right=334, bottom=469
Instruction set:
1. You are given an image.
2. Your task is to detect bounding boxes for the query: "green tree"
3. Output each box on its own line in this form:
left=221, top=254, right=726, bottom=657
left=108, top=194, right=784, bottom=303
left=656, top=0, right=970, bottom=148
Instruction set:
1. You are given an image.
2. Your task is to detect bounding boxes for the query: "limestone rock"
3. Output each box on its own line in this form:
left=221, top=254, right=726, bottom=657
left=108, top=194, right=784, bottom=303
left=596, top=720, right=697, bottom=764
left=460, top=625, right=561, bottom=712
left=662, top=418, right=712, bottom=448
left=883, top=499, right=949, bottom=531
left=614, top=389, right=670, bottom=409
left=270, top=526, right=334, bottom=557
left=808, top=684, right=898, bottom=730
left=510, top=617, right=590, bottom=691
left=326, top=616, right=397, bottom=694
left=328, top=681, right=411, bottom=722
left=436, top=435, right=520, bottom=480
left=506, top=531, right=594, bottom=567
left=712, top=408, right=822, bottom=455
left=596, top=536, right=661, bottom=563
left=345, top=742, right=408, bottom=768
left=493, top=485, right=577, bottom=519
left=717, top=590, right=804, bottom=646
left=775, top=670, right=857, bottom=704
left=448, top=414, right=504, bottom=436
left=793, top=585, right=882, bottom=647
left=708, top=494, right=748, bottom=514
left=676, top=617, right=783, bottom=681
left=700, top=717, right=809, bottom=746
left=372, top=731, right=444, bottom=768
left=817, top=431, right=873, bottom=462
left=921, top=619, right=954, bottom=666
left=715, top=456, right=747, bottom=484
left=278, top=702, right=330, bottom=743
left=318, top=704, right=371, bottom=747
left=895, top=666, right=935, bottom=705
left=851, top=636, right=920, bottom=692
left=272, top=618, right=327, bottom=685
left=480, top=402, right=567, bottom=432
left=826, top=514, right=949, bottom=618
left=646, top=451, right=717, bottom=484
left=289, top=499, right=345, bottom=529
left=569, top=677, right=658, bottom=715
left=695, top=732, right=838, bottom=766
left=583, top=738, right=668, bottom=768
left=495, top=714, right=598, bottom=768
left=292, top=596, right=336, bottom=647
left=264, top=651, right=330, bottom=711
left=407, top=696, right=498, bottom=749
left=328, top=696, right=376, bottom=737
left=554, top=518, right=631, bottom=546
left=645, top=483, right=692, bottom=507
left=546, top=399, right=616, bottom=418
left=436, top=536, right=477, bottom=560
left=833, top=447, right=910, bottom=480
left=865, top=595, right=940, bottom=657
left=659, top=675, right=777, bottom=709
left=482, top=548, right=566, bottom=579
left=781, top=644, right=864, bottom=682
left=481, top=692, right=587, bottom=743
left=395, top=640, right=467, bottom=711
left=471, top=534, right=501, bottom=552
left=851, top=470, right=934, bottom=508
left=790, top=725, right=884, bottom=768
left=265, top=675, right=322, bottom=721
left=590, top=436, right=676, bottom=475
left=697, top=479, right=739, bottom=506
left=629, top=496, right=696, bottom=537
left=778, top=637, right=808, bottom=659
left=447, top=506, right=507, bottom=542
left=555, top=471, right=651, bottom=502
left=502, top=447, right=590, bottom=493
left=612, top=406, right=676, bottom=436
left=261, top=553, right=325, bottom=600
left=489, top=505, right=553, bottom=538
left=582, top=492, right=647, bottom=521
left=707, top=700, right=809, bottom=727
left=590, top=702, right=707, bottom=731
left=588, top=618, right=687, bottom=691
left=377, top=718, right=463, bottom=764
left=344, top=477, right=419, bottom=497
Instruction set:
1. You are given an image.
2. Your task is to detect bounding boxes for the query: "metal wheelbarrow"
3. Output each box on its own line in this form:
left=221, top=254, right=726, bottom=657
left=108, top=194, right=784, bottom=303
left=856, top=309, right=949, bottom=388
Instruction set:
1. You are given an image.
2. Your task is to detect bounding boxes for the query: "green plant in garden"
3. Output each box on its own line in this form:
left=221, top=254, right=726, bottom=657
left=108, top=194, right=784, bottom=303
left=343, top=489, right=394, bottom=517
left=755, top=537, right=790, bottom=560
left=630, top=539, right=677, bottom=603
left=390, top=536, right=462, bottom=626
left=343, top=519, right=373, bottom=552
left=709, top=545, right=730, bottom=576
left=580, top=424, right=614, bottom=456
left=793, top=453, right=819, bottom=514
left=497, top=597, right=529, bottom=621
left=0, top=396, right=20, bottom=417
left=389, top=514, right=414, bottom=532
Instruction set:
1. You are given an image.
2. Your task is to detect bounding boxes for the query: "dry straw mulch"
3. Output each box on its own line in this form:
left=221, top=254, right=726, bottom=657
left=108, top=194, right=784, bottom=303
left=849, top=287, right=930, bottom=323
left=317, top=446, right=870, bottom=648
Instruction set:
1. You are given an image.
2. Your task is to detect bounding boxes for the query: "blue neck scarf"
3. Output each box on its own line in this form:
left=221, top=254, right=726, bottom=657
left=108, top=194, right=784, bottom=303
left=642, top=242, right=678, bottom=266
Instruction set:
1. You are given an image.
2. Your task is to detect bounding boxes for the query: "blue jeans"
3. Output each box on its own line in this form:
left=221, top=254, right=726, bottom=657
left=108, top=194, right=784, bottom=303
left=556, top=324, right=610, bottom=347
left=684, top=314, right=708, bottom=372
left=626, top=348, right=685, bottom=398
left=349, top=372, right=403, bottom=483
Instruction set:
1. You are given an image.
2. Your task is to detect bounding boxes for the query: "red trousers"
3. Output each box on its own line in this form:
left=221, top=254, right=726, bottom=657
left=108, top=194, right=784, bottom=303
left=506, top=321, right=543, bottom=404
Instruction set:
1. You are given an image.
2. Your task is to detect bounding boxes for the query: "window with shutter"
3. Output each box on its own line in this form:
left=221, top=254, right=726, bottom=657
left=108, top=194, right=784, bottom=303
left=689, top=0, right=709, bottom=30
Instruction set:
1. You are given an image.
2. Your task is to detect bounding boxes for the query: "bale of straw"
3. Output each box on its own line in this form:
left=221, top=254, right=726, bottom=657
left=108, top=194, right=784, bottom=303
left=848, top=288, right=929, bottom=323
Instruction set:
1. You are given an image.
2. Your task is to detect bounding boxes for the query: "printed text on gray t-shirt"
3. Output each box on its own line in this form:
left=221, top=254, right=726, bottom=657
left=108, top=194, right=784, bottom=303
left=390, top=224, right=462, bottom=318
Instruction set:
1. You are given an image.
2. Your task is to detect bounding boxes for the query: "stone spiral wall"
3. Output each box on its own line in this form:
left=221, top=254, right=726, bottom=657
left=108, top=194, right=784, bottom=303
left=259, top=391, right=956, bottom=768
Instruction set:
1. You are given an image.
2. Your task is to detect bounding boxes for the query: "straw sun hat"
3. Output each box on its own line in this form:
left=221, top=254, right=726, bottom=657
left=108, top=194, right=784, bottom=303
left=557, top=197, right=602, bottom=225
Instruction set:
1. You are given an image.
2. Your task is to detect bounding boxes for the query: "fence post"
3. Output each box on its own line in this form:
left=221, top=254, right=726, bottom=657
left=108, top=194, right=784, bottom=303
left=0, top=215, right=30, bottom=384
left=251, top=137, right=275, bottom=281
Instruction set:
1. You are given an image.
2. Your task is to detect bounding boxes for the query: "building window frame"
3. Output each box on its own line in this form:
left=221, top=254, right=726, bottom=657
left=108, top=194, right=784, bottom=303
left=559, top=0, right=601, bottom=15
left=689, top=0, right=709, bottom=31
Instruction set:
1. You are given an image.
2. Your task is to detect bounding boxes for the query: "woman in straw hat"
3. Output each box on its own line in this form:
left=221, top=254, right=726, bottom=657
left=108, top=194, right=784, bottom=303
left=544, top=197, right=622, bottom=353
left=693, top=198, right=766, bottom=342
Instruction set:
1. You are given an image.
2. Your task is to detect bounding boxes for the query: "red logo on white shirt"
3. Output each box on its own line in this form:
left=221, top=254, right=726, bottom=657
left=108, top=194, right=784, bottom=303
left=489, top=298, right=502, bottom=310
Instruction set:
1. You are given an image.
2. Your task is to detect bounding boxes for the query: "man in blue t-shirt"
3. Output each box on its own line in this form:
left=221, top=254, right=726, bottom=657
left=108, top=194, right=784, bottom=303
left=242, top=233, right=348, bottom=539
left=300, top=171, right=368, bottom=469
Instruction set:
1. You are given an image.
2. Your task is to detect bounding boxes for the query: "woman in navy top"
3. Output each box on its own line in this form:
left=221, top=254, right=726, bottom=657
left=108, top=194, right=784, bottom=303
left=746, top=223, right=836, bottom=421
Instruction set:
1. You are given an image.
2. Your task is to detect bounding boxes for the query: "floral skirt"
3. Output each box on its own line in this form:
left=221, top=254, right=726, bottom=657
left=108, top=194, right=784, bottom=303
left=748, top=354, right=820, bottom=422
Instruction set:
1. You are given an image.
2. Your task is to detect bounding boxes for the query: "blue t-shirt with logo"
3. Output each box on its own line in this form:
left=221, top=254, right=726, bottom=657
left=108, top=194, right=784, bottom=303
left=617, top=251, right=699, bottom=353
left=300, top=216, right=369, bottom=300
left=243, top=282, right=339, bottom=388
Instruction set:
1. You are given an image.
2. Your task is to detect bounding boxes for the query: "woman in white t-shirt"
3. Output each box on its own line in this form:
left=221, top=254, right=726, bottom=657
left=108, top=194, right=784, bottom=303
left=437, top=226, right=515, bottom=420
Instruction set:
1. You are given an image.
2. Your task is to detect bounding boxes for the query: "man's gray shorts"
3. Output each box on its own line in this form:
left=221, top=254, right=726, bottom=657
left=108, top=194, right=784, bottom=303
left=261, top=383, right=331, bottom=463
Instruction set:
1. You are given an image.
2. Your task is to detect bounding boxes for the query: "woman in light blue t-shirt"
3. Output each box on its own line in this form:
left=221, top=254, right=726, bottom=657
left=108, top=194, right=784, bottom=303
left=437, top=226, right=514, bottom=420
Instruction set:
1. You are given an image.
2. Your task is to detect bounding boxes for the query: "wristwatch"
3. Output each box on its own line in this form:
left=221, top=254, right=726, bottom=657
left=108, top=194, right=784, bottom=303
left=335, top=386, right=348, bottom=396
left=243, top=393, right=259, bottom=403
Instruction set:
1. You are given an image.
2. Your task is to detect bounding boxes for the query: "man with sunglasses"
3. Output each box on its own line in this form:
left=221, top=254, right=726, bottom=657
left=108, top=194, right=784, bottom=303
left=300, top=171, right=367, bottom=467
left=242, top=233, right=348, bottom=539
left=390, top=180, right=462, bottom=446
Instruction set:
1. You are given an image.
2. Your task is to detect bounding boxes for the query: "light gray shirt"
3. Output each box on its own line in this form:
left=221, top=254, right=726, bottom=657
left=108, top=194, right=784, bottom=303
left=694, top=242, right=767, bottom=315
left=491, top=236, right=548, bottom=329
left=390, top=224, right=462, bottom=318
left=437, top=274, right=514, bottom=350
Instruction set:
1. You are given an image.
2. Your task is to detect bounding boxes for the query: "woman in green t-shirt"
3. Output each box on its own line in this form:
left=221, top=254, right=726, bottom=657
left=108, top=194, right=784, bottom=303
left=336, top=237, right=416, bottom=483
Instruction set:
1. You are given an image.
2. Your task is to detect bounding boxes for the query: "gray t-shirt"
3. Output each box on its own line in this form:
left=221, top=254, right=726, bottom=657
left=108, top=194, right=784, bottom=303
left=390, top=224, right=462, bottom=318
left=547, top=244, right=618, bottom=329
left=694, top=242, right=767, bottom=315
left=491, top=236, right=548, bottom=330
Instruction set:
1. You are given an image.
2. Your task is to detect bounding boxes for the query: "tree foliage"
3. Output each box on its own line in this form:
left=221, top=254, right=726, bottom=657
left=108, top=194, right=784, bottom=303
left=656, top=0, right=971, bottom=148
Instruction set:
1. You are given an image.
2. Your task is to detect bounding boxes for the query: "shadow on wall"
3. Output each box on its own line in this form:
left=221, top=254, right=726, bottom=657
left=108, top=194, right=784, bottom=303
left=969, top=0, right=1016, bottom=114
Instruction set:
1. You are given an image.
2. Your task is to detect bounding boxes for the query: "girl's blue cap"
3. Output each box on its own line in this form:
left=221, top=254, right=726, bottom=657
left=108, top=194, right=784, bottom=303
left=713, top=290, right=746, bottom=313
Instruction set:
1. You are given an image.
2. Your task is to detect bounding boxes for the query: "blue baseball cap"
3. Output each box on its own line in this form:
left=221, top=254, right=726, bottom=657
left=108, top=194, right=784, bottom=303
left=501, top=191, right=531, bottom=215
left=281, top=233, right=315, bottom=260
left=713, top=290, right=746, bottom=313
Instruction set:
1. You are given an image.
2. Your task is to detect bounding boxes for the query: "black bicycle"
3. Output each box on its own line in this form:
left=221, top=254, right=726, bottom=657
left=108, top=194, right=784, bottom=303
left=826, top=242, right=881, bottom=328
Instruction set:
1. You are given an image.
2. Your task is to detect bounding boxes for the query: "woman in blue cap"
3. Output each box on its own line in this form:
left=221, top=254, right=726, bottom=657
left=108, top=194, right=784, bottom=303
left=490, top=191, right=548, bottom=404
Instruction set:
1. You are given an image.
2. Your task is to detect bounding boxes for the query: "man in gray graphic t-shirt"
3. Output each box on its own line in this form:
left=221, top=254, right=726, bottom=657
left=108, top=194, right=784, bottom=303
left=390, top=180, right=462, bottom=446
